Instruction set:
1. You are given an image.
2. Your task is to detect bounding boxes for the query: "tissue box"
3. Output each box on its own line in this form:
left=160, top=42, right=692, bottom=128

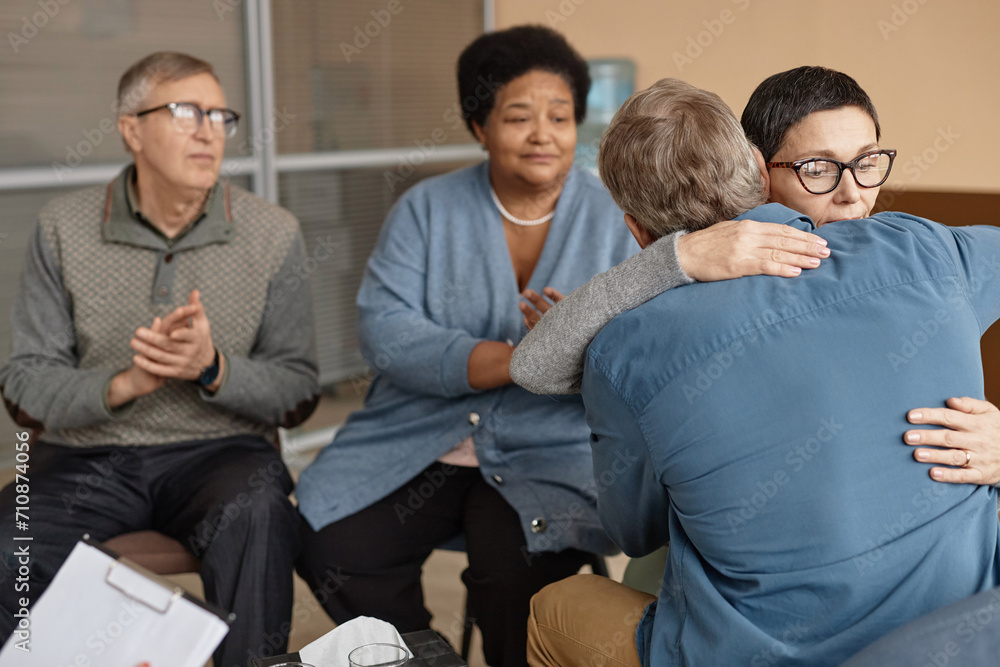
left=252, top=630, right=468, bottom=667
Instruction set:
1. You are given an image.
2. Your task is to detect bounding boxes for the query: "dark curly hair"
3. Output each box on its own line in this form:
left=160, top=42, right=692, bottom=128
left=456, top=25, right=590, bottom=136
left=741, top=66, right=881, bottom=162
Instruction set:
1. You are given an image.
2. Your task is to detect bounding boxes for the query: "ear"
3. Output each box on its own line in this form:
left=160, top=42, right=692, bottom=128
left=752, top=145, right=771, bottom=200
left=118, top=116, right=141, bottom=155
left=472, top=121, right=488, bottom=148
left=624, top=213, right=655, bottom=250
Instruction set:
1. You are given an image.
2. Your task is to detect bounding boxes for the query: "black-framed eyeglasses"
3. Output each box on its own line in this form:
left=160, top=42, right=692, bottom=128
left=133, top=102, right=241, bottom=138
left=767, top=149, right=897, bottom=195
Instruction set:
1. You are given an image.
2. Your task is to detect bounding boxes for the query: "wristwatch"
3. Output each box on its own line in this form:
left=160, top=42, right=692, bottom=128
left=198, top=348, right=221, bottom=388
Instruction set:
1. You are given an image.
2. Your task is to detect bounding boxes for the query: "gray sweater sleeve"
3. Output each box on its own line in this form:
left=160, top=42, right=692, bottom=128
left=510, top=231, right=693, bottom=395
left=0, top=223, right=123, bottom=431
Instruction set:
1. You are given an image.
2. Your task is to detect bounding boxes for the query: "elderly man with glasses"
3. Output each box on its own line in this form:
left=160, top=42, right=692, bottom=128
left=0, top=52, right=319, bottom=666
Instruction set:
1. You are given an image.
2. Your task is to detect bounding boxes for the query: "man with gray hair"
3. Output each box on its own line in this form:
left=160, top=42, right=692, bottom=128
left=0, top=52, right=319, bottom=666
left=526, top=78, right=1000, bottom=666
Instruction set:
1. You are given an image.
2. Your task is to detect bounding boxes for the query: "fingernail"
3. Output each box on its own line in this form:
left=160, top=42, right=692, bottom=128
left=790, top=267, right=801, bottom=275
left=905, top=432, right=920, bottom=444
left=819, top=247, right=831, bottom=257
left=808, top=258, right=820, bottom=267
left=816, top=238, right=828, bottom=246
left=931, top=469, right=943, bottom=479
left=916, top=450, right=929, bottom=461
left=910, top=411, right=922, bottom=421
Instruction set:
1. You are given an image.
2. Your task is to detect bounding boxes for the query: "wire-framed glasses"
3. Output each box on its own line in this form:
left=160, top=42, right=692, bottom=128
left=134, top=102, right=241, bottom=138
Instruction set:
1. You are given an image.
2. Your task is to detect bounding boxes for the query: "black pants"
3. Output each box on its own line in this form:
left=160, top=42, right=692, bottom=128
left=0, top=435, right=300, bottom=667
left=296, top=462, right=591, bottom=667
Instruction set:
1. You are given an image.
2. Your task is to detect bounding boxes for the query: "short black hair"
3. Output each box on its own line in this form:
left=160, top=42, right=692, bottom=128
left=741, top=66, right=881, bottom=161
left=456, top=25, right=590, bottom=136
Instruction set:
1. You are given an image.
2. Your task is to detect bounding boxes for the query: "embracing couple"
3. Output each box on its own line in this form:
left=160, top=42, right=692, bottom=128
left=514, top=66, right=1000, bottom=666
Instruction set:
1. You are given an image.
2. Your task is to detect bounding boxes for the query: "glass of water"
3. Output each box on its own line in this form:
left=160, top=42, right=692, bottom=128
left=348, top=642, right=409, bottom=666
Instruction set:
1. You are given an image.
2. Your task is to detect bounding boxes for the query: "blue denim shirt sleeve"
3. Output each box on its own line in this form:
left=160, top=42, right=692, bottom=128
left=583, top=345, right=671, bottom=557
left=357, top=191, right=484, bottom=398
left=932, top=223, right=1000, bottom=333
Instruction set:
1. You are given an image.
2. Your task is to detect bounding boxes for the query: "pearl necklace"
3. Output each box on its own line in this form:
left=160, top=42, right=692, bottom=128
left=489, top=186, right=554, bottom=227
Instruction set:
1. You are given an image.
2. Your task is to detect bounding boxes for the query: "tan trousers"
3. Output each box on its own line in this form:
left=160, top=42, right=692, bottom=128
left=527, top=574, right=657, bottom=667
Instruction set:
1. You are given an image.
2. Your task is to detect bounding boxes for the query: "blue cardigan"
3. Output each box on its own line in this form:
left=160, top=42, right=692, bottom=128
left=296, top=161, right=638, bottom=554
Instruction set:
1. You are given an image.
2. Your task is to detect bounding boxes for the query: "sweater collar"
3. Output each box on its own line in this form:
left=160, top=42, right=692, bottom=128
left=102, top=164, right=234, bottom=251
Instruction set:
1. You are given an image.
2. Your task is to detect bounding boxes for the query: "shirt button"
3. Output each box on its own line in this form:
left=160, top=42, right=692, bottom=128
left=468, top=412, right=480, bottom=426
left=156, top=286, right=169, bottom=298
left=531, top=518, right=547, bottom=534
left=491, top=474, right=503, bottom=485
left=164, top=253, right=173, bottom=263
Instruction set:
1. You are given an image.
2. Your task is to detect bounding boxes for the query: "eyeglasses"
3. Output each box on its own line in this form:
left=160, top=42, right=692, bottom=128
left=767, top=149, right=897, bottom=195
left=133, top=102, right=241, bottom=138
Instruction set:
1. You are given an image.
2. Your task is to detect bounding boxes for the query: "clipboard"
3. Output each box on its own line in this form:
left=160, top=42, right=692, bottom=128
left=0, top=537, right=231, bottom=666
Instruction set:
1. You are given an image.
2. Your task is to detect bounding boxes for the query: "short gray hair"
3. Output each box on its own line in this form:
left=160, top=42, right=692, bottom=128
left=598, top=78, right=766, bottom=239
left=116, top=51, right=218, bottom=117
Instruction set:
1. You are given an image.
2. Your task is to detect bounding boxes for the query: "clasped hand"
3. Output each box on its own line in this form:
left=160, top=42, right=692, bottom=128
left=110, top=290, right=218, bottom=406
left=520, top=287, right=566, bottom=330
left=129, top=289, right=215, bottom=382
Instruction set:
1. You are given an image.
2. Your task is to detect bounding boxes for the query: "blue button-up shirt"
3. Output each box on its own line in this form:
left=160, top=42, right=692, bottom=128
left=297, top=162, right=637, bottom=555
left=583, top=204, right=1000, bottom=666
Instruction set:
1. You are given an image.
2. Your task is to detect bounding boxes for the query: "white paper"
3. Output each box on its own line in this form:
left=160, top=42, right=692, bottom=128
left=299, top=616, right=411, bottom=667
left=0, top=541, right=229, bottom=666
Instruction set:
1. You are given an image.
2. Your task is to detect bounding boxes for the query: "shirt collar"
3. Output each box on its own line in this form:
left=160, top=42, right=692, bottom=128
left=103, top=164, right=234, bottom=251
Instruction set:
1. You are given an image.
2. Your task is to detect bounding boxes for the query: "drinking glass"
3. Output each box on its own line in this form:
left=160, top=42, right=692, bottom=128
left=347, top=642, right=409, bottom=666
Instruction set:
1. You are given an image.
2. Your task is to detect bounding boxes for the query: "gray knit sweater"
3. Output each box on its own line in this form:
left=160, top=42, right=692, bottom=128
left=510, top=231, right=692, bottom=394
left=0, top=167, right=320, bottom=446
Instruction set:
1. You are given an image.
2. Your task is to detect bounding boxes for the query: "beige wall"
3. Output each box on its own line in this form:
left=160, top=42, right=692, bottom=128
left=496, top=0, right=1000, bottom=194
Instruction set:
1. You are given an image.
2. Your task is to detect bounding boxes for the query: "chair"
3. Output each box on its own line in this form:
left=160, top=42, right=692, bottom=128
left=621, top=546, right=668, bottom=597
left=103, top=530, right=200, bottom=576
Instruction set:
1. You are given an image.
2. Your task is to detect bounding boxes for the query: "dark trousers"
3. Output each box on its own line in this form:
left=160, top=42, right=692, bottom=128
left=0, top=435, right=300, bottom=667
left=296, top=462, right=591, bottom=667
